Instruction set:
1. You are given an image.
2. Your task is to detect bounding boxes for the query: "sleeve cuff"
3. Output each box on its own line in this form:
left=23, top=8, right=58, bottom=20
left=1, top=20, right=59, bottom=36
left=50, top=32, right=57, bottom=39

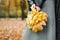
left=28, top=0, right=34, bottom=5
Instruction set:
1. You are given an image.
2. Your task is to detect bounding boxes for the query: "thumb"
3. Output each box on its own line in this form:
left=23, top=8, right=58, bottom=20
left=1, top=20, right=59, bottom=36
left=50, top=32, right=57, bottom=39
left=31, top=4, right=35, bottom=9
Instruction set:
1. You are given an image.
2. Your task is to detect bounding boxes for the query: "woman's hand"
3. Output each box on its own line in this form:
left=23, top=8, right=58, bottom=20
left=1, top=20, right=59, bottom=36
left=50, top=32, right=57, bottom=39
left=31, top=4, right=35, bottom=9
left=31, top=4, right=41, bottom=12
left=35, top=6, right=40, bottom=12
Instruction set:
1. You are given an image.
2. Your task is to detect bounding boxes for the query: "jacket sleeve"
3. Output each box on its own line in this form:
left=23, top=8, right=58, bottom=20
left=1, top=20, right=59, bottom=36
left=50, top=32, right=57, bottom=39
left=40, top=0, right=46, bottom=8
left=28, top=0, right=46, bottom=8
left=28, top=0, right=34, bottom=6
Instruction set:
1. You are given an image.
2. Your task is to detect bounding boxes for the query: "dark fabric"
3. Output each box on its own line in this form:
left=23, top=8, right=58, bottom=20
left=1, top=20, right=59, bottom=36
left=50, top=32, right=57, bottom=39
left=55, top=0, right=60, bottom=40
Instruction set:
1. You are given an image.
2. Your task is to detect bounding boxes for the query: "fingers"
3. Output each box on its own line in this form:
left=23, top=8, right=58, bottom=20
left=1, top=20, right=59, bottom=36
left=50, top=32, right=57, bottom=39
left=35, top=6, right=41, bottom=12
left=31, top=4, right=35, bottom=9
left=31, top=4, right=41, bottom=12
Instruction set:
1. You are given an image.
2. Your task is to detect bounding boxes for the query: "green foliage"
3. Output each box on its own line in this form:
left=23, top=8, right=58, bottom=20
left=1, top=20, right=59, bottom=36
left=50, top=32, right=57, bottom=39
left=0, top=0, right=28, bottom=18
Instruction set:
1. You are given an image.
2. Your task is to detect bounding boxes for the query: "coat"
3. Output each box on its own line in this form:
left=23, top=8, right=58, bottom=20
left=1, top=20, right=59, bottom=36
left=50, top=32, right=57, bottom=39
left=22, top=0, right=56, bottom=40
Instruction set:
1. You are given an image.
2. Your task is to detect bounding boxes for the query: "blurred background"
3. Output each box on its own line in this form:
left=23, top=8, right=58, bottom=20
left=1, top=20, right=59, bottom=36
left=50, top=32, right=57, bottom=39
left=0, top=0, right=28, bottom=40
left=0, top=0, right=28, bottom=19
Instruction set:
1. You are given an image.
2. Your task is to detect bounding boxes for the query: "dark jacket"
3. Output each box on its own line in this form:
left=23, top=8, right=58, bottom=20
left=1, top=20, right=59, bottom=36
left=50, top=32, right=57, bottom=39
left=28, top=0, right=46, bottom=8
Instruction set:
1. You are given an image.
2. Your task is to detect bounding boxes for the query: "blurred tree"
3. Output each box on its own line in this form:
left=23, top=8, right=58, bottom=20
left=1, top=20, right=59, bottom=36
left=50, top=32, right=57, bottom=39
left=0, top=0, right=28, bottom=18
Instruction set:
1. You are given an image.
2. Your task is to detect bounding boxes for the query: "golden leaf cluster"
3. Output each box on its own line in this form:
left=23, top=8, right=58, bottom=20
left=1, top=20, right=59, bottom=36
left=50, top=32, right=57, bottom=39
left=26, top=8, right=48, bottom=32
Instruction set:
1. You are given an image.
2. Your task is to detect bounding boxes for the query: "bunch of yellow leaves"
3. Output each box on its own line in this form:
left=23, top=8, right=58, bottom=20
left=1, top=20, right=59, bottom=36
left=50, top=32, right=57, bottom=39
left=26, top=8, right=48, bottom=32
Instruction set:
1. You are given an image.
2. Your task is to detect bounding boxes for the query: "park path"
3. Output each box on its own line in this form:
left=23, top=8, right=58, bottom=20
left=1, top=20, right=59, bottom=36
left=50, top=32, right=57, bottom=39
left=0, top=18, right=26, bottom=40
